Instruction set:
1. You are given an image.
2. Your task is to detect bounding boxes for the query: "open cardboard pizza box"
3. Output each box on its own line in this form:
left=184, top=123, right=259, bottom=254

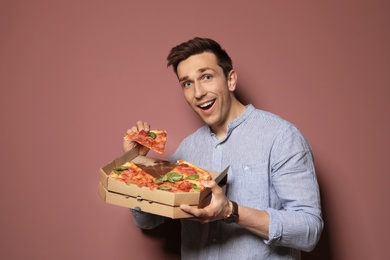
left=99, top=147, right=229, bottom=219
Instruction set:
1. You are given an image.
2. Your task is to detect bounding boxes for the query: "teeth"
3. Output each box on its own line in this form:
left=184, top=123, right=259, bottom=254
left=200, top=101, right=214, bottom=108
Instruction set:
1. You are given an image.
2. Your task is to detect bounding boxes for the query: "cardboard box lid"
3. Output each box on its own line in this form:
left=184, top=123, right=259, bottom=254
left=99, top=148, right=229, bottom=206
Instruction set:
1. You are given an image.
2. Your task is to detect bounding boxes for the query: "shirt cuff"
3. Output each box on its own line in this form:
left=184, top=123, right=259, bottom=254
left=263, top=208, right=282, bottom=245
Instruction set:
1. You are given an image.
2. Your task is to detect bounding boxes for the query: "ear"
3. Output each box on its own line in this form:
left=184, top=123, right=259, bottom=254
left=227, top=70, right=237, bottom=91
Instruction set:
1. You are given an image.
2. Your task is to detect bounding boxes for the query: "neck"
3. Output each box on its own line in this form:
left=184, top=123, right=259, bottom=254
left=212, top=98, right=246, bottom=140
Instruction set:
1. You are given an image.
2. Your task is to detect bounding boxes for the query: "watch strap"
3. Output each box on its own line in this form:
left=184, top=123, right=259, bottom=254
left=223, top=200, right=239, bottom=223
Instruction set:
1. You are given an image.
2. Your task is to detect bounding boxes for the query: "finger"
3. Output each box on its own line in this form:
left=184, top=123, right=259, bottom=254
left=201, top=180, right=230, bottom=218
left=180, top=204, right=217, bottom=224
left=125, top=121, right=151, bottom=135
left=125, top=127, right=136, bottom=135
left=201, top=180, right=217, bottom=188
left=136, top=121, right=150, bottom=132
left=201, top=180, right=224, bottom=197
left=180, top=204, right=205, bottom=218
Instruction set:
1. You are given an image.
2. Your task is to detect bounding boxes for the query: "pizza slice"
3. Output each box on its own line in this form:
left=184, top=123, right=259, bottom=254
left=124, top=129, right=167, bottom=154
left=154, top=160, right=212, bottom=192
left=109, top=161, right=159, bottom=190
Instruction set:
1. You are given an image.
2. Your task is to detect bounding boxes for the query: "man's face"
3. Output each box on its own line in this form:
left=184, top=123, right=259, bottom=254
left=177, top=52, right=236, bottom=130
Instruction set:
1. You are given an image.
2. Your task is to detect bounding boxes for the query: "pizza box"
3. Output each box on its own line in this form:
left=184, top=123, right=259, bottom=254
left=98, top=147, right=229, bottom=219
left=98, top=182, right=227, bottom=219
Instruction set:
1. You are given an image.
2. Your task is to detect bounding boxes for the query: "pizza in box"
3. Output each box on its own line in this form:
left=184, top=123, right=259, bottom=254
left=116, top=130, right=211, bottom=192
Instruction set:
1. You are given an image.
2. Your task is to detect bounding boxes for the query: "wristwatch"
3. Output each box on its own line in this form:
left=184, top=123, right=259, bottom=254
left=223, top=200, right=239, bottom=224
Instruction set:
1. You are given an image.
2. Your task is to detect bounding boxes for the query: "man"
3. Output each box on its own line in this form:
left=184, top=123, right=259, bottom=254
left=123, top=37, right=323, bottom=259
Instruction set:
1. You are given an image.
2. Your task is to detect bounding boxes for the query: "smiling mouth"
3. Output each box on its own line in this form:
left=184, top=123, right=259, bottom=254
left=198, top=100, right=215, bottom=110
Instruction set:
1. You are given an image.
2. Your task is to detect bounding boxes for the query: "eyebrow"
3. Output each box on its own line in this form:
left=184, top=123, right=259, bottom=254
left=178, top=67, right=214, bottom=82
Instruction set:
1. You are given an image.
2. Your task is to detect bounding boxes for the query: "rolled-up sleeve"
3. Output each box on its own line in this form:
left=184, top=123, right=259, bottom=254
left=263, top=126, right=323, bottom=252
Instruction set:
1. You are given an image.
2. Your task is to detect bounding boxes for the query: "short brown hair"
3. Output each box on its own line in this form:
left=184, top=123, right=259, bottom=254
left=167, top=37, right=233, bottom=78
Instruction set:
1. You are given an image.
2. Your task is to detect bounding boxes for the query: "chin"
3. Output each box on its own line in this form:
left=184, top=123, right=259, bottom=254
left=202, top=117, right=219, bottom=127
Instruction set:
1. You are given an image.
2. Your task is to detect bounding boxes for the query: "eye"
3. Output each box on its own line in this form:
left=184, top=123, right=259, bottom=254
left=203, top=74, right=213, bottom=81
left=182, top=81, right=192, bottom=88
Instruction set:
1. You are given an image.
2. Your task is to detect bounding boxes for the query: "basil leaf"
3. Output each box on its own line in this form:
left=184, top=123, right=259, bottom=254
left=113, top=166, right=127, bottom=175
left=146, top=131, right=157, bottom=139
left=186, top=174, right=199, bottom=180
left=171, top=175, right=183, bottom=181
left=157, top=186, right=172, bottom=191
left=164, top=172, right=183, bottom=182
left=113, top=166, right=127, bottom=171
left=165, top=172, right=175, bottom=177
left=113, top=170, right=122, bottom=175
left=192, top=184, right=200, bottom=192
left=154, top=179, right=163, bottom=184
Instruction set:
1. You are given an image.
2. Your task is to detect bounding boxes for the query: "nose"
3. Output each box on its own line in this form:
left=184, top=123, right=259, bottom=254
left=194, top=82, right=206, bottom=99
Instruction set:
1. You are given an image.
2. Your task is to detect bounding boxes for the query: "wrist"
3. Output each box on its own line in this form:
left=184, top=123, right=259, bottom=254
left=223, top=200, right=239, bottom=224
left=225, top=200, right=233, bottom=216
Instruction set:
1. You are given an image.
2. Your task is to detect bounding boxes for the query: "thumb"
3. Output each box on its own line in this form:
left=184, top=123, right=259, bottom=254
left=201, top=180, right=216, bottom=188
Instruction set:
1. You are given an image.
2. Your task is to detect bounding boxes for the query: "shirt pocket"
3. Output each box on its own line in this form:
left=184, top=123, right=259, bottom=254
left=227, top=163, right=270, bottom=208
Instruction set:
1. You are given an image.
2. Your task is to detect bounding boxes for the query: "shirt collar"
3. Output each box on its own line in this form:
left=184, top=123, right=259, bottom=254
left=227, top=104, right=254, bottom=133
left=208, top=104, right=255, bottom=139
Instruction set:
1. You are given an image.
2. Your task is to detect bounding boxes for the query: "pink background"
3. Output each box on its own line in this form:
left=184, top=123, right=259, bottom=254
left=1, top=1, right=389, bottom=259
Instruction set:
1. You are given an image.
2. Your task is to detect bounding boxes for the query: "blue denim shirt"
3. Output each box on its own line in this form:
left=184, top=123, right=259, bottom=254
left=131, top=104, right=323, bottom=259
